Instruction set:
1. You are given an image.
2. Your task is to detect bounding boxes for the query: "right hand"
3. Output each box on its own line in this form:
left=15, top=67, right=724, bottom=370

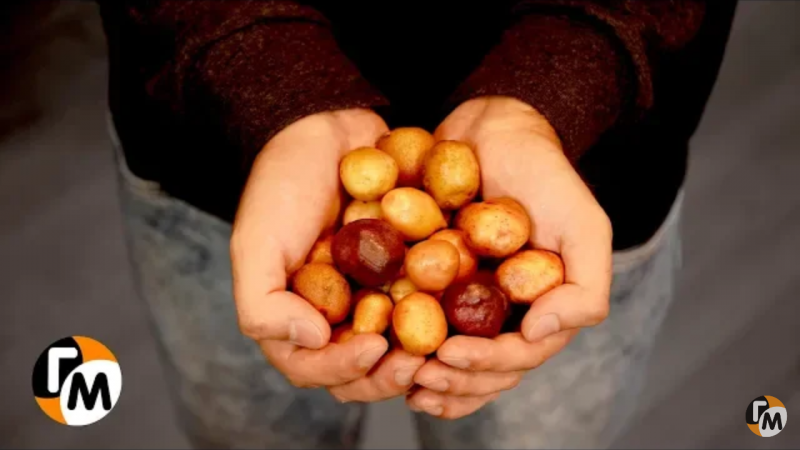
left=230, top=109, right=426, bottom=403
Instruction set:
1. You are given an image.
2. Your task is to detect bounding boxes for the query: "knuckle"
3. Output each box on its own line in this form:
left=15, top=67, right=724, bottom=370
left=586, top=299, right=610, bottom=326
left=237, top=315, right=266, bottom=340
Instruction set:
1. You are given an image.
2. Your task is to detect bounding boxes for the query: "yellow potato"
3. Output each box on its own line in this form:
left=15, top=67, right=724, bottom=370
left=429, top=229, right=477, bottom=283
left=422, top=140, right=480, bottom=210
left=331, top=323, right=356, bottom=344
left=389, top=276, right=418, bottom=303
left=291, top=263, right=351, bottom=325
left=376, top=127, right=435, bottom=188
left=496, top=250, right=565, bottom=304
left=455, top=197, right=532, bottom=258
left=392, top=292, right=448, bottom=356
left=352, top=292, right=394, bottom=335
left=339, top=147, right=398, bottom=201
left=306, top=234, right=335, bottom=265
left=404, top=240, right=460, bottom=292
left=381, top=187, right=447, bottom=241
left=343, top=200, right=383, bottom=225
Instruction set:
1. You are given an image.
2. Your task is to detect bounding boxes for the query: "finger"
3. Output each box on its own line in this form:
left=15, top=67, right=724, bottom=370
left=407, top=389, right=500, bottom=420
left=261, top=333, right=388, bottom=388
left=436, top=330, right=578, bottom=372
left=328, top=348, right=425, bottom=403
left=413, top=359, right=523, bottom=396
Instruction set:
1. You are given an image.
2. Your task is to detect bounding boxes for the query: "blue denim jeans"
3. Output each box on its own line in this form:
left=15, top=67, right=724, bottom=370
left=113, top=129, right=683, bottom=449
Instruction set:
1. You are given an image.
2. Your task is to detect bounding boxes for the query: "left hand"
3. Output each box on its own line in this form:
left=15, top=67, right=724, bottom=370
left=407, top=96, right=613, bottom=419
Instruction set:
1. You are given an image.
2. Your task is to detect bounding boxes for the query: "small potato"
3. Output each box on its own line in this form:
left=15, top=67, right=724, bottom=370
left=442, top=280, right=509, bottom=338
left=353, top=292, right=394, bottom=335
left=381, top=188, right=447, bottom=241
left=389, top=276, right=418, bottom=303
left=340, top=147, right=399, bottom=201
left=455, top=197, right=532, bottom=258
left=405, top=240, right=460, bottom=292
left=429, top=229, right=477, bottom=283
left=496, top=250, right=565, bottom=304
left=291, top=263, right=351, bottom=325
left=422, top=140, right=480, bottom=210
left=331, top=323, right=356, bottom=344
left=392, top=292, right=448, bottom=356
left=306, top=234, right=334, bottom=265
left=343, top=200, right=383, bottom=225
left=376, top=127, right=435, bottom=188
left=332, top=219, right=406, bottom=287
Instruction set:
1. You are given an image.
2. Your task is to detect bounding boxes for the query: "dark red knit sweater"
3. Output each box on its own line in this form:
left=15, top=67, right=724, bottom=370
left=98, top=0, right=737, bottom=250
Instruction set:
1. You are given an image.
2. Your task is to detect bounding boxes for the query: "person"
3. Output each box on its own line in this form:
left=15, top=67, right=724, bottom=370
left=98, top=1, right=737, bottom=448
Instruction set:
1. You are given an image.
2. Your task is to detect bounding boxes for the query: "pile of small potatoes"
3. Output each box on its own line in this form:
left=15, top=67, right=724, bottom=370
left=291, top=127, right=566, bottom=356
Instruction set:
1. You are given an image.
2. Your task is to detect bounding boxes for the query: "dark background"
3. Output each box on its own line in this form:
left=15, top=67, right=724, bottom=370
left=1, top=1, right=799, bottom=448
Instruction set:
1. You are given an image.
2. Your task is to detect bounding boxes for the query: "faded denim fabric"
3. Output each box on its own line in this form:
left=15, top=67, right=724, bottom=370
left=113, top=126, right=682, bottom=449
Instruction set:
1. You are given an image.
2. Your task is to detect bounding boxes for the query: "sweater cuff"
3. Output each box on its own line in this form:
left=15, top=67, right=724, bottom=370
left=183, top=21, right=389, bottom=172
left=447, top=14, right=635, bottom=161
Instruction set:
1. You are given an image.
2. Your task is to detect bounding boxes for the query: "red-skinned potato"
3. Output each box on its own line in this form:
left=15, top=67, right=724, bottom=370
left=455, top=197, right=532, bottom=258
left=496, top=249, right=565, bottom=304
left=291, top=263, right=351, bottom=325
left=332, top=219, right=406, bottom=287
left=442, top=280, right=509, bottom=338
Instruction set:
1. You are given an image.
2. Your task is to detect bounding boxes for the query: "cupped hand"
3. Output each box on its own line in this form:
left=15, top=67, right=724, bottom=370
left=230, top=109, right=425, bottom=403
left=407, top=96, right=613, bottom=419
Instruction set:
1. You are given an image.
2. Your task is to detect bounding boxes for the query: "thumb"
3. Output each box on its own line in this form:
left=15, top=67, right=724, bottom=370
left=238, top=290, right=332, bottom=349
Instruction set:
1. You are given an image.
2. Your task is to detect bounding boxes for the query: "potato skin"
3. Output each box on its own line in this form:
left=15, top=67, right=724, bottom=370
left=404, top=240, right=460, bottom=292
left=429, top=229, right=477, bottom=283
left=343, top=200, right=383, bottom=225
left=332, top=219, right=406, bottom=287
left=496, top=250, right=565, bottom=304
left=392, top=292, right=448, bottom=356
left=352, top=292, right=394, bottom=335
left=455, top=197, right=532, bottom=258
left=381, top=188, right=447, bottom=241
left=306, top=234, right=335, bottom=265
left=291, top=263, right=352, bottom=325
left=389, top=276, right=418, bottom=303
left=331, top=322, right=356, bottom=344
left=442, top=281, right=509, bottom=338
left=423, top=140, right=480, bottom=210
left=376, top=127, right=435, bottom=188
left=339, top=147, right=399, bottom=201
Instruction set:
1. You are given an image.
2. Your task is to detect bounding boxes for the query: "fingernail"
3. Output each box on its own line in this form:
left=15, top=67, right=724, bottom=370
left=420, top=399, right=443, bottom=416
left=524, top=314, right=560, bottom=342
left=438, top=356, right=470, bottom=369
left=394, top=367, right=417, bottom=386
left=420, top=378, right=449, bottom=392
left=289, top=319, right=324, bottom=348
left=357, top=345, right=386, bottom=369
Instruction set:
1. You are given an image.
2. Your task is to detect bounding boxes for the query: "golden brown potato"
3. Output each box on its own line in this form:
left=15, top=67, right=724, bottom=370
left=429, top=229, right=477, bottom=283
left=343, top=200, right=383, bottom=225
left=422, top=140, right=480, bottom=210
left=496, top=250, right=565, bottom=304
left=405, top=240, right=460, bottom=292
left=392, top=292, right=448, bottom=356
left=339, top=147, right=399, bottom=201
left=306, top=234, right=335, bottom=265
left=291, top=263, right=352, bottom=324
left=455, top=197, right=532, bottom=258
left=389, top=276, right=418, bottom=303
left=331, top=322, right=356, bottom=344
left=376, top=127, right=435, bottom=188
left=352, top=292, right=394, bottom=335
left=381, top=188, right=447, bottom=241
